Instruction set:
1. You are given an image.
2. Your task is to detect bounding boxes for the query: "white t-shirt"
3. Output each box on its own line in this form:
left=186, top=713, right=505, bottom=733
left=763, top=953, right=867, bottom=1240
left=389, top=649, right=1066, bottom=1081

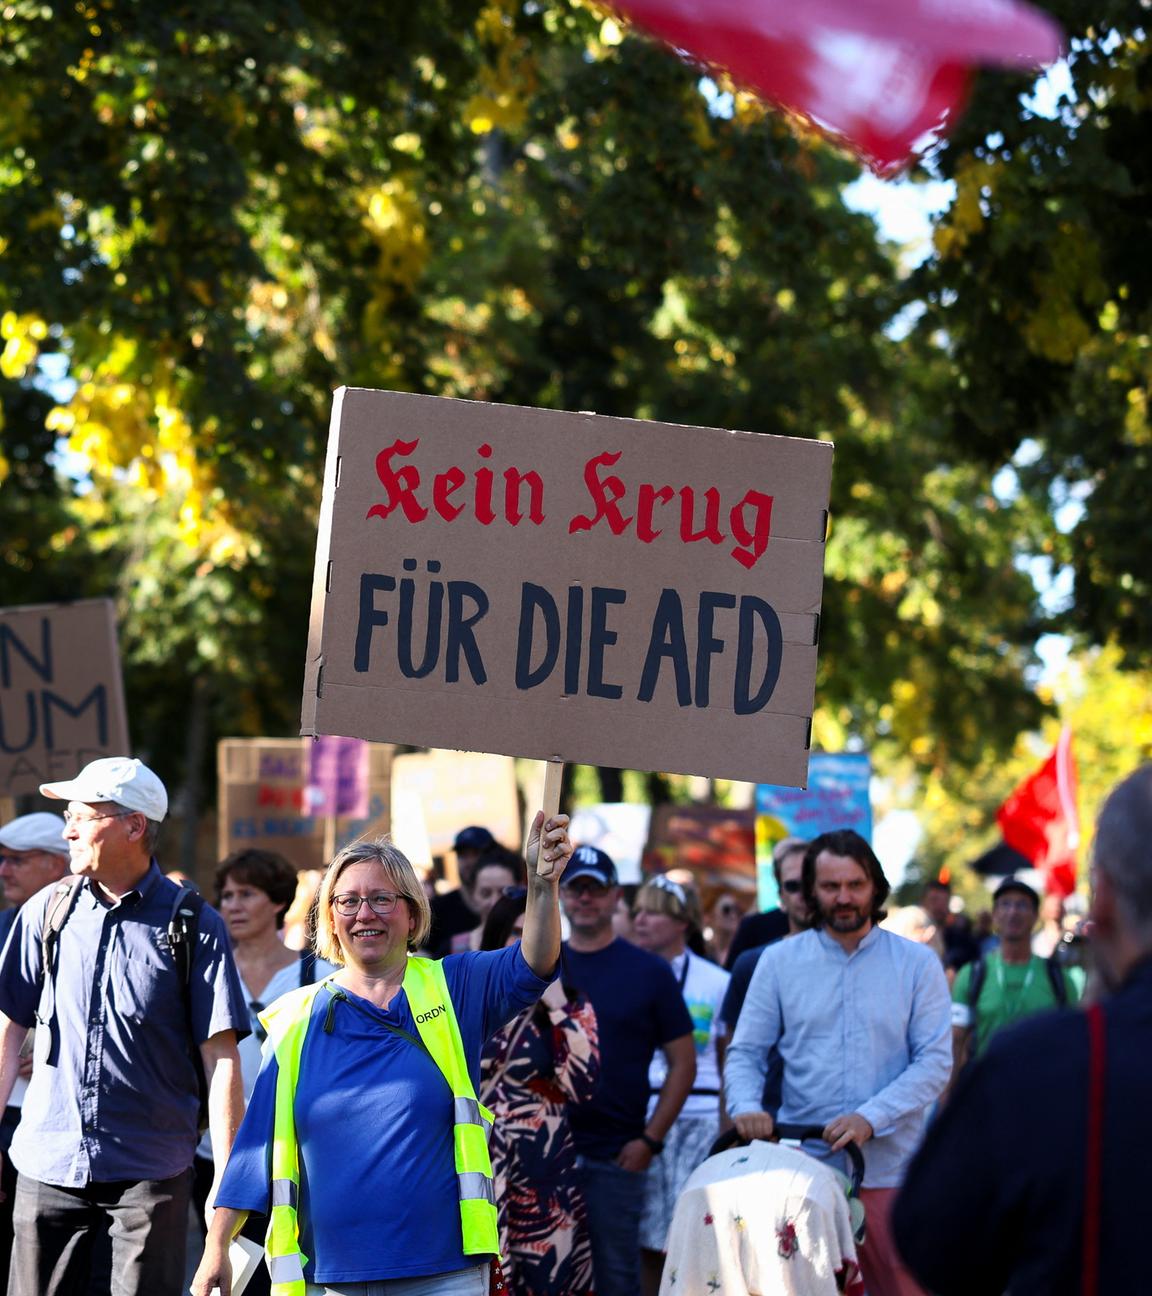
left=647, top=949, right=731, bottom=1119
left=197, top=952, right=337, bottom=1160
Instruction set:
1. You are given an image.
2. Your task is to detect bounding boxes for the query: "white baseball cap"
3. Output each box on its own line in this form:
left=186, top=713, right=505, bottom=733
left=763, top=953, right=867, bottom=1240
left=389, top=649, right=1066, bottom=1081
left=0, top=812, right=69, bottom=856
left=40, top=757, right=169, bottom=822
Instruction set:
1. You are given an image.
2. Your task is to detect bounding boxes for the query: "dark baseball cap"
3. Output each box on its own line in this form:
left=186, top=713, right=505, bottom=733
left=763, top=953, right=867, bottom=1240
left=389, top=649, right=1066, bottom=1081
left=453, top=826, right=496, bottom=853
left=993, top=877, right=1040, bottom=907
left=563, top=845, right=618, bottom=888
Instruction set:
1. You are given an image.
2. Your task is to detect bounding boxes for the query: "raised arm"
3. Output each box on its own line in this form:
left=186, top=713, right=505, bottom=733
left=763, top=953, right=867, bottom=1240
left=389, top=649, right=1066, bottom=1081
left=520, top=812, right=572, bottom=979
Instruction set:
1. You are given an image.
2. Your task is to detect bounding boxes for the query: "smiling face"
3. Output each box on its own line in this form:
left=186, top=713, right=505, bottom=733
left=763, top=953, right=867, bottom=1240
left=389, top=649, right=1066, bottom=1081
left=219, top=875, right=285, bottom=945
left=331, top=859, right=417, bottom=975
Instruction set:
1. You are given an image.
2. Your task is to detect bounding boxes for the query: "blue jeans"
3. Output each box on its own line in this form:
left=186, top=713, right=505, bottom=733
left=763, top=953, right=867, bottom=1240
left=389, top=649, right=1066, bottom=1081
left=304, top=1266, right=488, bottom=1296
left=575, top=1155, right=645, bottom=1296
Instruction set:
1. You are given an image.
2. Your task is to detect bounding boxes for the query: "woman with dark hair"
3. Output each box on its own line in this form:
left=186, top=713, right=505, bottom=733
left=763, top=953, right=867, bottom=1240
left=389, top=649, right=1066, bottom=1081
left=479, top=891, right=599, bottom=1296
left=448, top=848, right=527, bottom=954
left=192, top=851, right=337, bottom=1258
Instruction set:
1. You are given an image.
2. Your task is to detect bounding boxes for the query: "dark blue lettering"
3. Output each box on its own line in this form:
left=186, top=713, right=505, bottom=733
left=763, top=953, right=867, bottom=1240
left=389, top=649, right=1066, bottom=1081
left=41, top=685, right=108, bottom=748
left=354, top=574, right=396, bottom=673
left=397, top=561, right=443, bottom=679
left=563, top=585, right=584, bottom=696
left=515, top=584, right=559, bottom=690
left=587, top=587, right=625, bottom=700
left=695, top=592, right=737, bottom=708
left=0, top=618, right=53, bottom=688
left=735, top=596, right=782, bottom=714
left=637, top=590, right=691, bottom=706
left=0, top=692, right=37, bottom=754
left=445, top=582, right=489, bottom=685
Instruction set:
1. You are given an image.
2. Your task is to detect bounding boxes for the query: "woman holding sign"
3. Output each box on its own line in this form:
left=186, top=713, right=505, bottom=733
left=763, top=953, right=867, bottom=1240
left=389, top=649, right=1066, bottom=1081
left=190, top=808, right=571, bottom=1296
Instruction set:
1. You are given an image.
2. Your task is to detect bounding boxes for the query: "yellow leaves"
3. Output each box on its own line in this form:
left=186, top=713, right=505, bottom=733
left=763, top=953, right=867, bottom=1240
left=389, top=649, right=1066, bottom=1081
left=47, top=349, right=249, bottom=562
left=932, top=157, right=1000, bottom=259
left=1021, top=223, right=1106, bottom=365
left=465, top=0, right=538, bottom=135
left=1, top=311, right=48, bottom=379
left=359, top=179, right=429, bottom=332
left=599, top=17, right=624, bottom=45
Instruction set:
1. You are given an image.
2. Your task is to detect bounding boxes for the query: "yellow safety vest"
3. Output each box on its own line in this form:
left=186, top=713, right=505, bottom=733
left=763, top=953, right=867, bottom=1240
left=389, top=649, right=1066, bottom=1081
left=259, top=958, right=498, bottom=1295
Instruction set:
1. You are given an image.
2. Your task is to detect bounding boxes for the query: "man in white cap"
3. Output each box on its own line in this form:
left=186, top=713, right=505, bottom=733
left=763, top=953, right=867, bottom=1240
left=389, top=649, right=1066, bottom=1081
left=0, top=813, right=71, bottom=942
left=0, top=812, right=71, bottom=1285
left=0, top=757, right=249, bottom=1296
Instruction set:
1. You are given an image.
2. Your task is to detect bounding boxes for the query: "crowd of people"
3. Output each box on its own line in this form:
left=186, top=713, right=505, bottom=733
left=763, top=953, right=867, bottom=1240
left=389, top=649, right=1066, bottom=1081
left=0, top=753, right=1149, bottom=1296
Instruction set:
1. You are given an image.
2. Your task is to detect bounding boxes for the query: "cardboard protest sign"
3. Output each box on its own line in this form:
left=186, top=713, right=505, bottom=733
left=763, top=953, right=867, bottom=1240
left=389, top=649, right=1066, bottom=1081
left=643, top=803, right=756, bottom=887
left=390, top=749, right=521, bottom=860
left=217, top=738, right=392, bottom=873
left=303, top=389, right=833, bottom=787
left=755, top=750, right=872, bottom=907
left=0, top=599, right=130, bottom=796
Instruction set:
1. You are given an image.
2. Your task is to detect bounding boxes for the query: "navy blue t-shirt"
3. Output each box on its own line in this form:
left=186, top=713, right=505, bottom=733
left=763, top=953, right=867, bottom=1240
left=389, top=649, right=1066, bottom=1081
left=562, top=938, right=694, bottom=1159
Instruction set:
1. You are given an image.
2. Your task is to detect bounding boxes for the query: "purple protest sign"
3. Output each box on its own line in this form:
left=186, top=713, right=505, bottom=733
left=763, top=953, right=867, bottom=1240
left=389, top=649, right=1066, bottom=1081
left=307, top=735, right=370, bottom=819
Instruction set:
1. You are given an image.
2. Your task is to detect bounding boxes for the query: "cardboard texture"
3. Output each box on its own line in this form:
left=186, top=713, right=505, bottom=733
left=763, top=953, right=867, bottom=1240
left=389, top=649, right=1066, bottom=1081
left=0, top=599, right=130, bottom=797
left=303, top=389, right=833, bottom=786
left=217, top=738, right=392, bottom=872
left=391, top=750, right=521, bottom=858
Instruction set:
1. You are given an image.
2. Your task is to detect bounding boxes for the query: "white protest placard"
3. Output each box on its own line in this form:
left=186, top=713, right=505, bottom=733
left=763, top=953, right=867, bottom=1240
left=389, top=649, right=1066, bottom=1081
left=302, top=389, right=832, bottom=787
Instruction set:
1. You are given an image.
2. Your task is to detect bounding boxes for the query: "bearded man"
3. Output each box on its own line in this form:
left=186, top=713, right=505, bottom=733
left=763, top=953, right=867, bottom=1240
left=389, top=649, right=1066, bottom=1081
left=724, top=829, right=951, bottom=1296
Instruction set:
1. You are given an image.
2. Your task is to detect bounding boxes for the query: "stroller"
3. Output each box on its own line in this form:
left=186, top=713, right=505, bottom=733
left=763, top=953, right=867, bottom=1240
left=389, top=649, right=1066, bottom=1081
left=659, top=1124, right=867, bottom=1296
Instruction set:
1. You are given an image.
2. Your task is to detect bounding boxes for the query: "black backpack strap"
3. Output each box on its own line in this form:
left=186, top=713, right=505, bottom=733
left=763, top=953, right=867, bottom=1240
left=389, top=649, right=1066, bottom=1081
left=39, top=878, right=84, bottom=1066
left=298, top=948, right=318, bottom=986
left=166, top=885, right=209, bottom=1132
left=1045, top=955, right=1068, bottom=1007
left=966, top=956, right=987, bottom=1015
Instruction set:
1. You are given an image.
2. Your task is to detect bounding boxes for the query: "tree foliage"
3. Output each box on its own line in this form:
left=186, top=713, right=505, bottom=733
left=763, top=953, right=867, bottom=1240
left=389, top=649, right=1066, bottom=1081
left=1, top=0, right=1055, bottom=824
left=912, top=0, right=1152, bottom=663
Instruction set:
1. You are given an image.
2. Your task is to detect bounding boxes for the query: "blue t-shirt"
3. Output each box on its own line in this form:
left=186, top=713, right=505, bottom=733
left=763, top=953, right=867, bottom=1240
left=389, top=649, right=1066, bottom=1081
left=216, top=944, right=549, bottom=1284
left=561, top=938, right=694, bottom=1159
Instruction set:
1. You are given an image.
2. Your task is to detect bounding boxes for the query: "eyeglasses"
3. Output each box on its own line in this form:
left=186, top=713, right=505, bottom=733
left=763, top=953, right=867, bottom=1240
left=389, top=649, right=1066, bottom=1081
left=781, top=880, right=804, bottom=894
left=562, top=879, right=610, bottom=896
left=0, top=853, right=43, bottom=868
left=330, top=891, right=402, bottom=917
left=62, top=810, right=134, bottom=828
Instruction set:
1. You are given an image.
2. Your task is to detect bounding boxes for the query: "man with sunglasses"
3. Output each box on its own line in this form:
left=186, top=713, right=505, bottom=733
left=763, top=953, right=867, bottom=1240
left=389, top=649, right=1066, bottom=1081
left=0, top=757, right=248, bottom=1296
left=560, top=846, right=696, bottom=1296
left=718, top=837, right=810, bottom=1050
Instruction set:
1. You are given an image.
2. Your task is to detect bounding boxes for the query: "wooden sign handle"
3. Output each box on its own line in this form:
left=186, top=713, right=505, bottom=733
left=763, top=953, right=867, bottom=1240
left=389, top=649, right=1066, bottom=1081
left=534, top=760, right=565, bottom=879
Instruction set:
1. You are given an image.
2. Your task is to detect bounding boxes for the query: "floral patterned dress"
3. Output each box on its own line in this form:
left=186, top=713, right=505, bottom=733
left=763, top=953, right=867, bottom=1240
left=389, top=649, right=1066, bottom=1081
left=480, top=991, right=600, bottom=1296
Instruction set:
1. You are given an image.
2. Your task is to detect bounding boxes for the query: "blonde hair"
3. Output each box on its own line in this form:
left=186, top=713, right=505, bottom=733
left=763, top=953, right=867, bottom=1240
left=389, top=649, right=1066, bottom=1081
left=634, top=875, right=704, bottom=936
left=313, top=838, right=432, bottom=964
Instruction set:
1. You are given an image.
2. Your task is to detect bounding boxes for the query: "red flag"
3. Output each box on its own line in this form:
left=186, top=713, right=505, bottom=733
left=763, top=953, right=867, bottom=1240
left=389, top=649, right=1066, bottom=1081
left=610, top=0, right=1063, bottom=171
left=997, top=728, right=1080, bottom=898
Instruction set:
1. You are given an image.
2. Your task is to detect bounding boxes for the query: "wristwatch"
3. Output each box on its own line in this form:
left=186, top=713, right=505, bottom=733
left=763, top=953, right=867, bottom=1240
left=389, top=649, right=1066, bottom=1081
left=639, top=1133, right=665, bottom=1155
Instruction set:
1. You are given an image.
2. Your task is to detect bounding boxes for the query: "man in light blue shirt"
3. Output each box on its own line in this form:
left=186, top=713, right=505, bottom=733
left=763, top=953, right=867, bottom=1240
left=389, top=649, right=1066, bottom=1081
left=725, top=828, right=951, bottom=1296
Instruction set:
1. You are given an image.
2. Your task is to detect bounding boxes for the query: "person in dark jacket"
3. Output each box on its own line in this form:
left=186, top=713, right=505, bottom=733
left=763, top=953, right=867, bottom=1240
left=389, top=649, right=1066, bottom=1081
left=892, top=762, right=1152, bottom=1296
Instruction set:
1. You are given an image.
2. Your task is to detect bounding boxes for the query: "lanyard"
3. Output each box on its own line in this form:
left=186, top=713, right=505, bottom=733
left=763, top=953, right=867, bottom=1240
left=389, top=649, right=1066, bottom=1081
left=995, top=956, right=1037, bottom=1001
left=673, top=951, right=690, bottom=991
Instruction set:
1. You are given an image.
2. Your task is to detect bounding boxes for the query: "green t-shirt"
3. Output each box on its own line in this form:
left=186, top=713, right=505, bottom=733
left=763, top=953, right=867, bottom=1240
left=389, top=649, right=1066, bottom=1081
left=951, top=953, right=1082, bottom=1056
